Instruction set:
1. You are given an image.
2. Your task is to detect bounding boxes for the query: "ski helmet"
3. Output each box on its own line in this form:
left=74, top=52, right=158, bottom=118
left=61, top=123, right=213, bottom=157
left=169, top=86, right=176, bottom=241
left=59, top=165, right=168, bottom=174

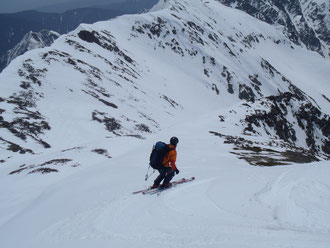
left=170, top=136, right=179, bottom=146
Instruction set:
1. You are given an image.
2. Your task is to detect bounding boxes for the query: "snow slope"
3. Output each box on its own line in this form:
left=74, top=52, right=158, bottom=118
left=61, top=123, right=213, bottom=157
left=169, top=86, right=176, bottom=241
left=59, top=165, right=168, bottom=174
left=0, top=115, right=330, bottom=248
left=0, top=0, right=330, bottom=247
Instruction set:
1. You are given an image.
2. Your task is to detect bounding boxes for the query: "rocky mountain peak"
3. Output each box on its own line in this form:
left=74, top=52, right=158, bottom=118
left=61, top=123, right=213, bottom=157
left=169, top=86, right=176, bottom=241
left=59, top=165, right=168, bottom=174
left=0, top=30, right=60, bottom=72
left=217, top=0, right=329, bottom=58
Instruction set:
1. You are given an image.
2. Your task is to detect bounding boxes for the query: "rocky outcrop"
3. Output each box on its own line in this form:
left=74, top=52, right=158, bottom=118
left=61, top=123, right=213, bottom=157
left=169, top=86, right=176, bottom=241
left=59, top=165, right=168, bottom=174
left=217, top=0, right=329, bottom=58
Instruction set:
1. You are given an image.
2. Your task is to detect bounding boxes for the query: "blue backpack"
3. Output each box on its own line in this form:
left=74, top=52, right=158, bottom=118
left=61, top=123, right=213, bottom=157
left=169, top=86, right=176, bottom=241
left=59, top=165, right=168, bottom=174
left=149, top=141, right=172, bottom=169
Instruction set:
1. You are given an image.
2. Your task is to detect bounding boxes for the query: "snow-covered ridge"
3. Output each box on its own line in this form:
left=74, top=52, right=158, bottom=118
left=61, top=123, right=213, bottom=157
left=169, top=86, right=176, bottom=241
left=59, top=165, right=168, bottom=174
left=0, top=0, right=329, bottom=169
left=217, top=0, right=330, bottom=58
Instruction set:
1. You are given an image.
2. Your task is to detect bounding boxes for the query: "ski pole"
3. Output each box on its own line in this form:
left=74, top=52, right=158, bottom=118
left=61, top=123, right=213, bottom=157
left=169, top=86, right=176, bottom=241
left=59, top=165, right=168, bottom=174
left=144, top=165, right=155, bottom=181
left=145, top=164, right=150, bottom=180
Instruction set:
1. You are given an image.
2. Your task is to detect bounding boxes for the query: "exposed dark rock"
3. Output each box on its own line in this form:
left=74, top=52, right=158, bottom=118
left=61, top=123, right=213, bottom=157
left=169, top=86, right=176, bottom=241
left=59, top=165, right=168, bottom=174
left=61, top=146, right=85, bottom=152
left=212, top=84, right=220, bottom=95
left=28, top=168, right=58, bottom=174
left=150, top=23, right=162, bottom=37
left=2, top=63, right=52, bottom=151
left=79, top=30, right=134, bottom=64
left=135, top=124, right=151, bottom=133
left=322, top=140, right=330, bottom=154
left=209, top=131, right=320, bottom=165
left=9, top=158, right=73, bottom=175
left=221, top=66, right=234, bottom=94
left=249, top=74, right=262, bottom=86
left=165, top=38, right=185, bottom=56
left=78, top=30, right=101, bottom=45
left=82, top=90, right=118, bottom=109
left=92, top=111, right=122, bottom=132
left=295, top=102, right=330, bottom=154
left=0, top=96, right=51, bottom=149
left=0, top=137, right=34, bottom=154
left=92, top=148, right=112, bottom=159
left=187, top=21, right=204, bottom=34
left=217, top=0, right=328, bottom=57
left=204, top=69, right=210, bottom=77
left=40, top=159, right=72, bottom=166
left=223, top=42, right=236, bottom=57
left=138, top=112, right=159, bottom=129
left=322, top=94, right=330, bottom=103
left=162, top=95, right=181, bottom=109
left=9, top=165, right=33, bottom=175
left=218, top=115, right=225, bottom=122
left=249, top=74, right=263, bottom=96
left=18, top=61, right=48, bottom=87
left=245, top=95, right=295, bottom=142
left=241, top=92, right=329, bottom=155
left=239, top=84, right=255, bottom=102
left=261, top=58, right=278, bottom=77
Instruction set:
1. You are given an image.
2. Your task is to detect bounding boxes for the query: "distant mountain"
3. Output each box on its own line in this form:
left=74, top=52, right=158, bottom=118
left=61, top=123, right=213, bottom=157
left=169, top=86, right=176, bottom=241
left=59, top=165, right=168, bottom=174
left=36, top=0, right=119, bottom=13
left=217, top=0, right=330, bottom=58
left=0, top=0, right=158, bottom=71
left=38, top=0, right=158, bottom=13
left=0, top=8, right=125, bottom=65
left=93, top=0, right=159, bottom=13
left=0, top=30, right=60, bottom=71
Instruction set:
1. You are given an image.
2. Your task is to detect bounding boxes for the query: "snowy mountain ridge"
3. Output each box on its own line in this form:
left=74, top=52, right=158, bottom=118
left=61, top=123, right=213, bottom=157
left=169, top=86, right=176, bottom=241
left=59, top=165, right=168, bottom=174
left=0, top=0, right=330, bottom=247
left=0, top=0, right=329, bottom=167
left=0, top=0, right=159, bottom=72
left=217, top=0, right=330, bottom=58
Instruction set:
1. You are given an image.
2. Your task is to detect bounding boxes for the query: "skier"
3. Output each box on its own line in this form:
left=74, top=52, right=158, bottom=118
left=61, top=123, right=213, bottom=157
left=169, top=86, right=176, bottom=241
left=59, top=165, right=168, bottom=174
left=151, top=137, right=180, bottom=189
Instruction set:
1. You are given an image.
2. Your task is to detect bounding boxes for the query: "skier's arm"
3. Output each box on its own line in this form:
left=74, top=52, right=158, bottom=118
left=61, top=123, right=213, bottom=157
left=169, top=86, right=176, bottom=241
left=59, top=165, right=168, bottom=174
left=169, top=151, right=178, bottom=171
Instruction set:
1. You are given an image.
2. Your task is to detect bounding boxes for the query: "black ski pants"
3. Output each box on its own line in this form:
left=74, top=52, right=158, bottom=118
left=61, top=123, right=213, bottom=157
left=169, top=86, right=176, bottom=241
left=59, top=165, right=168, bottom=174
left=154, top=166, right=175, bottom=186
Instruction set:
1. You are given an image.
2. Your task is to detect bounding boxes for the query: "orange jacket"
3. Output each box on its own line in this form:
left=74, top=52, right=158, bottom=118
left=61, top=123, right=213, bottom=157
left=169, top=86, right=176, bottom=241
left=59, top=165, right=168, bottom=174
left=162, top=144, right=177, bottom=170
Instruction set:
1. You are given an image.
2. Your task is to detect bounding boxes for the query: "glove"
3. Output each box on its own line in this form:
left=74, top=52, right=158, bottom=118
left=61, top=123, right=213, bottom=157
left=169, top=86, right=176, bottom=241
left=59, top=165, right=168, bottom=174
left=175, top=169, right=180, bottom=175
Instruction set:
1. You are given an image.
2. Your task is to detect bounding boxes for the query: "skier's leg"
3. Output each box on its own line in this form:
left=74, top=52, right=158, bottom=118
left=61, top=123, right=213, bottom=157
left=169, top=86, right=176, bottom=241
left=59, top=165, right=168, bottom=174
left=153, top=167, right=166, bottom=186
left=162, top=167, right=175, bottom=186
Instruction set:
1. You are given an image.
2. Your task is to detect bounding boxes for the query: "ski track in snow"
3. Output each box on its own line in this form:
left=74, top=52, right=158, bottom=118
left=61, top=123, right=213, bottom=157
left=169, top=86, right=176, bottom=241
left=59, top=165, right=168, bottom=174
left=30, top=160, right=330, bottom=248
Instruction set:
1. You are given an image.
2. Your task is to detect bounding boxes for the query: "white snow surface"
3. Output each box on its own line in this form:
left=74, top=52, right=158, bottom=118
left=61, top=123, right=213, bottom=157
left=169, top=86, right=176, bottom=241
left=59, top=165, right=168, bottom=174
left=1, top=119, right=330, bottom=248
left=0, top=0, right=330, bottom=247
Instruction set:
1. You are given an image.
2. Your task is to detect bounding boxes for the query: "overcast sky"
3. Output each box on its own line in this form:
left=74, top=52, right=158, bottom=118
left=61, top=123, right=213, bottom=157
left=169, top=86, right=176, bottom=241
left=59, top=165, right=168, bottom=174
left=0, top=0, right=124, bottom=13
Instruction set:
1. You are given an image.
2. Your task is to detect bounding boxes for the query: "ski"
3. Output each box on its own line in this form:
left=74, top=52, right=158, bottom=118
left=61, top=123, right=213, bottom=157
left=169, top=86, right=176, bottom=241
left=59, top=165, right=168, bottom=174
left=145, top=176, right=195, bottom=195
left=132, top=186, right=154, bottom=195
left=132, top=177, right=195, bottom=195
